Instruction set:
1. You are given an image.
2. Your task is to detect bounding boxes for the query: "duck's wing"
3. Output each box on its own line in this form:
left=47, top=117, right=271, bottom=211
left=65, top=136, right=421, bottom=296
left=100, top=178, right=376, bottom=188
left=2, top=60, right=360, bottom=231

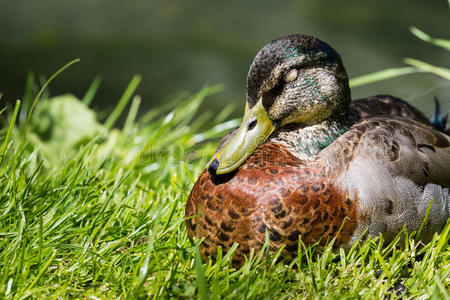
left=349, top=95, right=431, bottom=126
left=354, top=117, right=449, bottom=187
left=324, top=116, right=450, bottom=187
left=320, top=117, right=450, bottom=241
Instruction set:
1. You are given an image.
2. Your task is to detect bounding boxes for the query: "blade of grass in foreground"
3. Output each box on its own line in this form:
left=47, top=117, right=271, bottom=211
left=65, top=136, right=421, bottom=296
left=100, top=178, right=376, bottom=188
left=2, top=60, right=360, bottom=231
left=123, top=95, right=141, bottom=131
left=82, top=76, right=102, bottom=106
left=0, top=100, right=20, bottom=165
left=22, top=58, right=80, bottom=137
left=104, top=74, right=141, bottom=131
left=194, top=243, right=208, bottom=300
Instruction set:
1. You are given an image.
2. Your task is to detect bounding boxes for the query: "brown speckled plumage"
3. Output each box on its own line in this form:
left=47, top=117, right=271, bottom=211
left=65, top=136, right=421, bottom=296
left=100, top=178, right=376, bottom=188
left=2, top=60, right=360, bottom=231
left=185, top=34, right=450, bottom=266
left=186, top=143, right=358, bottom=266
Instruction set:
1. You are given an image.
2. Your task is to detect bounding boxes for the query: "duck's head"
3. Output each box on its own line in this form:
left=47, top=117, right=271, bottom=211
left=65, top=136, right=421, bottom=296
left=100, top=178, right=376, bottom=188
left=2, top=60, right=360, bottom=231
left=209, top=34, right=351, bottom=176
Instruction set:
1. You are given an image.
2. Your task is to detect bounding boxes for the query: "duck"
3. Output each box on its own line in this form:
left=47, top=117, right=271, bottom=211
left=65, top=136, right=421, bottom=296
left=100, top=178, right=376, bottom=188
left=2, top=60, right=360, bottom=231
left=185, top=34, right=450, bottom=267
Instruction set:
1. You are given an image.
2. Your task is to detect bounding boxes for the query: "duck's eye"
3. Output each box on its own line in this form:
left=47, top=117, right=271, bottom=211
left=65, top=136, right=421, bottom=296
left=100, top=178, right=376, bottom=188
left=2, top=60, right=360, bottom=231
left=247, top=118, right=257, bottom=130
left=284, top=68, right=298, bottom=83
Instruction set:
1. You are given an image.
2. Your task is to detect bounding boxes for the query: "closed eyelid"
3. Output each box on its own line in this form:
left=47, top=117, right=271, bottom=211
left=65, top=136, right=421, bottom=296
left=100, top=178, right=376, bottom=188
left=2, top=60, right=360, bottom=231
left=284, top=68, right=298, bottom=82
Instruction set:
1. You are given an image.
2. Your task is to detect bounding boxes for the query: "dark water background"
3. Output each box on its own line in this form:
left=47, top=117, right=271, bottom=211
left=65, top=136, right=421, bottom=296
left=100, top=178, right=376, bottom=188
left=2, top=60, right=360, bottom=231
left=1, top=0, right=449, bottom=119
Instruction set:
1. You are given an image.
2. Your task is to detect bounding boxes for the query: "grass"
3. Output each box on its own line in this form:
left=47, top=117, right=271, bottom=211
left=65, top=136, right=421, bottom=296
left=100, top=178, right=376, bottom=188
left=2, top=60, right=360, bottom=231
left=0, top=28, right=449, bottom=298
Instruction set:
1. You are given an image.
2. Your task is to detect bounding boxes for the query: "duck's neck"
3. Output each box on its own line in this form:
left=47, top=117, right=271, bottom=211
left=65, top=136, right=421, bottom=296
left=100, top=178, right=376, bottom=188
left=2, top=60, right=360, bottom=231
left=269, top=118, right=348, bottom=161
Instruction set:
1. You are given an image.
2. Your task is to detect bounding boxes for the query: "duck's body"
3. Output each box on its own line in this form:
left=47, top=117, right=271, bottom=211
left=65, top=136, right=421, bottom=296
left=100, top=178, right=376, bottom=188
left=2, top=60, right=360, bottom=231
left=186, top=35, right=450, bottom=266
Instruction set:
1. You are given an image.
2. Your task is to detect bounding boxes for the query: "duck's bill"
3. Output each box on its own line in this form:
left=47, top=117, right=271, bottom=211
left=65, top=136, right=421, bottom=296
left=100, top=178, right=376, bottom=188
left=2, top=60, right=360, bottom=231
left=208, top=99, right=277, bottom=175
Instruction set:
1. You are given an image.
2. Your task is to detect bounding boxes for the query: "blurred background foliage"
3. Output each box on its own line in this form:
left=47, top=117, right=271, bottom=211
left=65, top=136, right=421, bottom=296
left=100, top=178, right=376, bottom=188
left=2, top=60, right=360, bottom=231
left=0, top=0, right=449, bottom=118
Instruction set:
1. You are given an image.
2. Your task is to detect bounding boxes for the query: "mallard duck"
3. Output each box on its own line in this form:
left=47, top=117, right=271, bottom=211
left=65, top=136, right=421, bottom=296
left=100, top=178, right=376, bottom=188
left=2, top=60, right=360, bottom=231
left=185, top=34, right=450, bottom=266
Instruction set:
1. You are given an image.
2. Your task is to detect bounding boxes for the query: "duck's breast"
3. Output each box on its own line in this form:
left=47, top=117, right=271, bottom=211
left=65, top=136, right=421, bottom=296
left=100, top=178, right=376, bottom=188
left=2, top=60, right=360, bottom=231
left=186, top=142, right=358, bottom=265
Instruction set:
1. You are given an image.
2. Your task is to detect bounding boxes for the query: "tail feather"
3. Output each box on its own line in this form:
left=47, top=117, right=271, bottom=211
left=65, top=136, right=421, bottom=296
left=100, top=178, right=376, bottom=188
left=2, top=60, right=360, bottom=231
left=430, top=97, right=449, bottom=135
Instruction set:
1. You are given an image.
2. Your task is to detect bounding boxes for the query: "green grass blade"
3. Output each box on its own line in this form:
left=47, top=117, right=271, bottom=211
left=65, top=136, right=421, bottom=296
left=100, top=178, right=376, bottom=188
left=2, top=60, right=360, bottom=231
left=410, top=26, right=450, bottom=51
left=194, top=243, right=208, bottom=300
left=183, top=162, right=196, bottom=184
left=0, top=100, right=20, bottom=165
left=104, top=75, right=141, bottom=130
left=123, top=95, right=141, bottom=131
left=82, top=76, right=102, bottom=106
left=404, top=58, right=450, bottom=80
left=349, top=66, right=422, bottom=88
left=26, top=250, right=57, bottom=291
left=416, top=197, right=433, bottom=240
left=22, top=58, right=80, bottom=137
left=132, top=230, right=155, bottom=297
left=20, top=71, right=34, bottom=121
left=434, top=274, right=450, bottom=300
